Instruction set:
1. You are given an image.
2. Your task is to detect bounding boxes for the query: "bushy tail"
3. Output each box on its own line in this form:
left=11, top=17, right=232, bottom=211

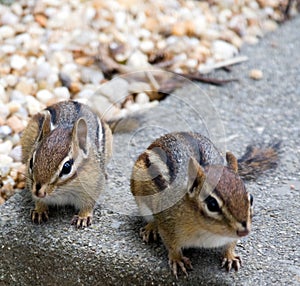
left=238, top=141, right=281, bottom=180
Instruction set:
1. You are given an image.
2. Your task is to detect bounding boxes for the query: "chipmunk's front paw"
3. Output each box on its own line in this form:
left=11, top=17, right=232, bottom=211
left=71, top=215, right=92, bottom=228
left=169, top=255, right=193, bottom=279
left=31, top=209, right=49, bottom=224
left=221, top=255, right=242, bottom=271
left=140, top=221, right=158, bottom=243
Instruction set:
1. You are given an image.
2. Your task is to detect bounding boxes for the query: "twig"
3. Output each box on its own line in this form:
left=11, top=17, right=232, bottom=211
left=198, top=56, right=248, bottom=74
left=174, top=72, right=238, bottom=86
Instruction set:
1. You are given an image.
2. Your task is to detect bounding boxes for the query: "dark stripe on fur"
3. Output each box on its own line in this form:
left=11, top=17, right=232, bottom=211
left=73, top=100, right=81, bottom=115
left=139, top=151, right=168, bottom=191
left=148, top=142, right=178, bottom=183
left=138, top=152, right=151, bottom=168
left=45, top=107, right=57, bottom=125
left=101, top=120, right=106, bottom=154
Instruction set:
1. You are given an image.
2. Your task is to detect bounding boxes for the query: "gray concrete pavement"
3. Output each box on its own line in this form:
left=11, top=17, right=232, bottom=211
left=1, top=16, right=300, bottom=285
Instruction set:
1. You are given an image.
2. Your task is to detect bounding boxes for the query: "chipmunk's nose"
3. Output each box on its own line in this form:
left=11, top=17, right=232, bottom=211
left=237, top=221, right=250, bottom=237
left=237, top=229, right=249, bottom=237
left=35, top=183, right=46, bottom=198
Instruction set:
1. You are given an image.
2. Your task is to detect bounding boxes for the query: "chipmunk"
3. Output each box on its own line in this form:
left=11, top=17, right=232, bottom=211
left=21, top=100, right=112, bottom=228
left=131, top=132, right=279, bottom=278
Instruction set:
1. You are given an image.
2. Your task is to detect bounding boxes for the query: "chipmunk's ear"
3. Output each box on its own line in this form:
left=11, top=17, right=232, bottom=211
left=37, top=111, right=51, bottom=142
left=226, top=151, right=238, bottom=173
left=187, top=157, right=206, bottom=197
left=72, top=117, right=88, bottom=156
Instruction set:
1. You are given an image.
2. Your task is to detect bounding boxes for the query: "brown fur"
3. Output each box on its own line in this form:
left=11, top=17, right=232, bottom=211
left=131, top=132, right=256, bottom=277
left=21, top=100, right=112, bottom=228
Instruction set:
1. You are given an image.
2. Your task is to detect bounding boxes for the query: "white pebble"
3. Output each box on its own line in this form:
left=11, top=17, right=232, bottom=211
left=36, top=62, right=52, bottom=80
left=5, top=75, right=18, bottom=87
left=0, top=85, right=7, bottom=103
left=0, top=103, right=10, bottom=120
left=1, top=12, right=19, bottom=25
left=10, top=55, right=27, bottom=70
left=80, top=67, right=104, bottom=85
left=212, top=40, right=238, bottom=61
left=0, top=126, right=12, bottom=139
left=0, top=141, right=13, bottom=155
left=135, top=92, right=149, bottom=104
left=0, top=154, right=13, bottom=177
left=99, top=78, right=129, bottom=105
left=140, top=40, right=155, bottom=53
left=0, top=25, right=15, bottom=39
left=9, top=145, right=22, bottom=162
left=0, top=44, right=16, bottom=54
left=88, top=94, right=121, bottom=121
left=53, top=87, right=70, bottom=100
left=127, top=51, right=150, bottom=68
left=36, top=89, right=55, bottom=104
left=185, top=58, right=198, bottom=69
left=26, top=95, right=44, bottom=116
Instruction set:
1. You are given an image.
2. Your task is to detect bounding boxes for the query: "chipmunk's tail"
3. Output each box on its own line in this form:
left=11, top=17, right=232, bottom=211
left=238, top=141, right=281, bottom=180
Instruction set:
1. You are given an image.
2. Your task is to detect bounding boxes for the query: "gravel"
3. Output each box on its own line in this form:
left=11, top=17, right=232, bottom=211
left=0, top=0, right=298, bottom=199
left=0, top=15, right=300, bottom=285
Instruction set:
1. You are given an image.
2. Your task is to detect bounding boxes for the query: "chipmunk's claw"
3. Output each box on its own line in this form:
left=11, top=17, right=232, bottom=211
left=71, top=215, right=92, bottom=228
left=31, top=209, right=49, bottom=224
left=221, top=255, right=242, bottom=272
left=139, top=222, right=158, bottom=243
left=169, top=256, right=193, bottom=279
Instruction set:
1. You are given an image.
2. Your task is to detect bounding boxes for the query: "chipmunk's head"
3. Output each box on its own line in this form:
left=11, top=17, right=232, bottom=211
left=26, top=111, right=89, bottom=199
left=187, top=152, right=253, bottom=240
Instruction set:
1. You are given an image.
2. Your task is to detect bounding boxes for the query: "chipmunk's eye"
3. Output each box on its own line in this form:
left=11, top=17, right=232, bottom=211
left=205, top=195, right=220, bottom=213
left=249, top=194, right=254, bottom=206
left=60, top=159, right=73, bottom=177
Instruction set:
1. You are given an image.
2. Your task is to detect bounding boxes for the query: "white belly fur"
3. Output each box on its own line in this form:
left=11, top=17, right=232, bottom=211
left=183, top=230, right=237, bottom=249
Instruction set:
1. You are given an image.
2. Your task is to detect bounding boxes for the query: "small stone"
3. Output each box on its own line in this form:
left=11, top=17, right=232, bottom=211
left=36, top=89, right=54, bottom=104
left=0, top=85, right=7, bottom=103
left=0, top=104, right=10, bottom=120
left=53, top=87, right=70, bottom=100
left=0, top=126, right=12, bottom=139
left=212, top=40, right=238, bottom=61
left=15, top=80, right=33, bottom=95
left=36, top=62, right=52, bottom=81
left=127, top=51, right=150, bottom=68
left=1, top=11, right=19, bottom=25
left=80, top=67, right=104, bottom=85
left=7, top=101, right=21, bottom=114
left=10, top=55, right=27, bottom=70
left=5, top=75, right=18, bottom=87
left=99, top=78, right=129, bottom=105
left=69, top=82, right=82, bottom=94
left=35, top=13, right=48, bottom=27
left=135, top=92, right=149, bottom=104
left=6, top=115, right=26, bottom=133
left=140, top=40, right=155, bottom=53
left=0, top=141, right=13, bottom=155
left=9, top=145, right=22, bottom=162
left=0, top=155, right=13, bottom=177
left=185, top=58, right=198, bottom=69
left=290, top=184, right=295, bottom=190
left=0, top=25, right=15, bottom=39
left=26, top=96, right=44, bottom=116
left=88, top=94, right=122, bottom=121
left=249, top=69, right=263, bottom=80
